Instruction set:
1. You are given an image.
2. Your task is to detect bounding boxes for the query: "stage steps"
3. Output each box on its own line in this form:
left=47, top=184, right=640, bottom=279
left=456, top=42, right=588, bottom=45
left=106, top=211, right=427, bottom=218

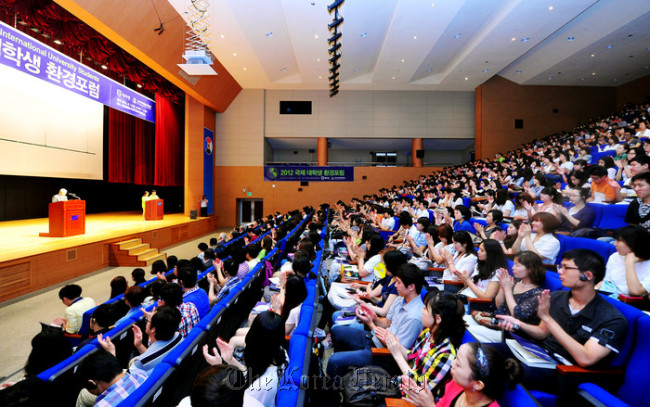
left=108, top=238, right=166, bottom=267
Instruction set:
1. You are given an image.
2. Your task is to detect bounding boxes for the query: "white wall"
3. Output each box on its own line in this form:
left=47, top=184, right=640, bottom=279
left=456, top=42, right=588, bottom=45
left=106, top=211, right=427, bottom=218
left=215, top=89, right=475, bottom=166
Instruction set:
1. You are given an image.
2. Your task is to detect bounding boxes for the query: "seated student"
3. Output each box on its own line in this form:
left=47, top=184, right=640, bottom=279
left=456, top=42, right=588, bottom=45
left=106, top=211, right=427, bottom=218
left=131, top=268, right=147, bottom=286
left=178, top=365, right=247, bottom=407
left=77, top=304, right=117, bottom=350
left=385, top=291, right=466, bottom=394
left=159, top=283, right=200, bottom=337
left=207, top=258, right=241, bottom=306
left=151, top=259, right=168, bottom=279
left=203, top=248, right=216, bottom=270
left=494, top=251, right=545, bottom=327
left=494, top=189, right=515, bottom=218
left=512, top=193, right=534, bottom=221
left=178, top=267, right=210, bottom=319
left=497, top=249, right=627, bottom=392
left=116, top=286, right=146, bottom=323
left=230, top=245, right=250, bottom=279
left=53, top=284, right=96, bottom=334
left=588, top=165, right=623, bottom=203
left=441, top=231, right=478, bottom=281
left=424, top=224, right=456, bottom=268
left=597, top=225, right=650, bottom=297
left=374, top=207, right=396, bottom=231
left=511, top=213, right=560, bottom=265
left=142, top=279, right=166, bottom=307
left=326, top=264, right=425, bottom=382
left=257, top=235, right=274, bottom=259
left=557, top=188, right=596, bottom=233
left=404, top=217, right=430, bottom=258
left=98, top=305, right=182, bottom=375
left=474, top=210, right=503, bottom=240
left=451, top=205, right=477, bottom=234
left=78, top=350, right=148, bottom=407
left=350, top=250, right=406, bottom=319
left=456, top=240, right=507, bottom=300
left=625, top=171, right=650, bottom=233
left=24, top=329, right=73, bottom=378
left=399, top=343, right=523, bottom=407
left=197, top=242, right=209, bottom=262
left=109, top=276, right=128, bottom=299
left=387, top=212, right=414, bottom=245
left=245, top=244, right=261, bottom=271
left=203, top=311, right=287, bottom=407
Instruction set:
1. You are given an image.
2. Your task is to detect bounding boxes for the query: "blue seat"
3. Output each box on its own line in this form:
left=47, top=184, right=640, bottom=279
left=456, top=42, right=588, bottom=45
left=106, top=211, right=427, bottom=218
left=585, top=203, right=605, bottom=228
left=543, top=270, right=564, bottom=292
left=37, top=341, right=99, bottom=382
left=561, top=236, right=616, bottom=264
left=498, top=384, right=542, bottom=407
left=595, top=204, right=629, bottom=230
left=162, top=328, right=206, bottom=367
left=463, top=197, right=471, bottom=208
left=578, top=316, right=650, bottom=407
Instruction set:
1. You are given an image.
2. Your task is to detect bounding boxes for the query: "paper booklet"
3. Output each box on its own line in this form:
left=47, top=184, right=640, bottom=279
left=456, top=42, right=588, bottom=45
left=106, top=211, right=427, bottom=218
left=506, top=333, right=558, bottom=369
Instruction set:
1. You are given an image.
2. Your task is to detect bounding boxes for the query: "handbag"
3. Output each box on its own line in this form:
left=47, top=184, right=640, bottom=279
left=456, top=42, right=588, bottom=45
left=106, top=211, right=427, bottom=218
left=341, top=366, right=401, bottom=407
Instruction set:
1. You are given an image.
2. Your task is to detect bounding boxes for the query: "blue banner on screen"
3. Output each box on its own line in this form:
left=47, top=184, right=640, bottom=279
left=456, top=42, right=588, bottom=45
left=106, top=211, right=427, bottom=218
left=0, top=21, right=155, bottom=122
left=264, top=166, right=354, bottom=182
left=203, top=129, right=214, bottom=215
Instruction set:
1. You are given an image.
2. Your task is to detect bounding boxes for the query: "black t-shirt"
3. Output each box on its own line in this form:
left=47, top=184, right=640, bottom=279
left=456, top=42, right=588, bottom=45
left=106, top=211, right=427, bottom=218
left=541, top=290, right=627, bottom=367
left=625, top=199, right=650, bottom=232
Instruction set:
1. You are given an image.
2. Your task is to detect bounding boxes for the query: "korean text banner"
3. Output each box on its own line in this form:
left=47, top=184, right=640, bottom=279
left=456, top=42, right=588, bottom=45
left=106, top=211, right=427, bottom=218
left=0, top=21, right=155, bottom=122
left=264, top=166, right=354, bottom=182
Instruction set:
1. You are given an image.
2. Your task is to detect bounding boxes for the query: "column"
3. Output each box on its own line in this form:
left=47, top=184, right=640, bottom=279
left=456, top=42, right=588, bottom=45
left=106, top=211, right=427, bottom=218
left=317, top=137, right=328, bottom=166
left=412, top=138, right=423, bottom=168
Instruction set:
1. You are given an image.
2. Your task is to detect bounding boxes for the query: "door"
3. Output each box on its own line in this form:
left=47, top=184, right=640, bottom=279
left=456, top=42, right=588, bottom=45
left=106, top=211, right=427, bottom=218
left=237, top=198, right=263, bottom=225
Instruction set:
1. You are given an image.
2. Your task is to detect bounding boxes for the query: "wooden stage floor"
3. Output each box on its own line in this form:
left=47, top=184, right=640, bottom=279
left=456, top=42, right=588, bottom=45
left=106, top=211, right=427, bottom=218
left=0, top=212, right=204, bottom=263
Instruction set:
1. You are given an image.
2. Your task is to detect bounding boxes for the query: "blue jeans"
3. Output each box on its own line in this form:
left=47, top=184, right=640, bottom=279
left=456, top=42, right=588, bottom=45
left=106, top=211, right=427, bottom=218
left=331, top=311, right=365, bottom=330
left=327, top=325, right=374, bottom=381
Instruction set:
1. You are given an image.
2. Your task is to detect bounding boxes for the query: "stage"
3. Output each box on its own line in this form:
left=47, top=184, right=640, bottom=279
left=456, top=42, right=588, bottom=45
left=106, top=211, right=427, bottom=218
left=0, top=212, right=220, bottom=303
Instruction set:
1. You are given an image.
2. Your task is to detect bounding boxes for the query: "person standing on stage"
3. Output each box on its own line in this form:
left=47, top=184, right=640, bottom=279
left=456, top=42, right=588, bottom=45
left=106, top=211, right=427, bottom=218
left=200, top=195, right=209, bottom=217
left=150, top=190, right=159, bottom=200
left=141, top=191, right=150, bottom=218
left=52, top=188, right=68, bottom=203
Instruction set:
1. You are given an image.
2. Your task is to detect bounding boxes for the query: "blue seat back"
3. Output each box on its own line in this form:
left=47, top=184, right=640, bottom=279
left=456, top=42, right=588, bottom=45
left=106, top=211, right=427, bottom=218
left=543, top=270, right=564, bottom=292
left=595, top=204, right=629, bottom=230
left=498, top=384, right=541, bottom=407
left=602, top=295, right=643, bottom=368
left=562, top=236, right=616, bottom=263
left=617, top=315, right=650, bottom=405
left=585, top=203, right=604, bottom=228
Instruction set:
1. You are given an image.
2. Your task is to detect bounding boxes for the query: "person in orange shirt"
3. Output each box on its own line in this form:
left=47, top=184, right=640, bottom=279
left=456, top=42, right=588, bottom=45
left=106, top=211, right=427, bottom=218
left=588, top=166, right=622, bottom=203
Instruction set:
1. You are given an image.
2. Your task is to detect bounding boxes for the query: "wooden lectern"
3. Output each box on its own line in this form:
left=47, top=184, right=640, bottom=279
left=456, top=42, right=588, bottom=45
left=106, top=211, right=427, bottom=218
left=40, top=200, right=86, bottom=237
left=145, top=199, right=164, bottom=220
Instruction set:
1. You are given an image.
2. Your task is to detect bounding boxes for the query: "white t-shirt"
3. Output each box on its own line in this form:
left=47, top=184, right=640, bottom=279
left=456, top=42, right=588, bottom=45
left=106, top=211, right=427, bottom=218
left=604, top=253, right=650, bottom=296
left=285, top=304, right=302, bottom=336
left=414, top=208, right=430, bottom=220
left=497, top=200, right=515, bottom=217
left=460, top=264, right=500, bottom=298
left=244, top=364, right=284, bottom=407
left=521, top=233, right=560, bottom=265
left=381, top=216, right=396, bottom=230
left=443, top=253, right=478, bottom=281
left=607, top=167, right=617, bottom=180
left=362, top=254, right=383, bottom=282
left=431, top=242, right=456, bottom=268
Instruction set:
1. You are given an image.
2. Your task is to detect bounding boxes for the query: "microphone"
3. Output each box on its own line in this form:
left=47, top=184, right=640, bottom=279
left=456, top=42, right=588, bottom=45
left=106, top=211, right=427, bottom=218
left=68, top=193, right=80, bottom=200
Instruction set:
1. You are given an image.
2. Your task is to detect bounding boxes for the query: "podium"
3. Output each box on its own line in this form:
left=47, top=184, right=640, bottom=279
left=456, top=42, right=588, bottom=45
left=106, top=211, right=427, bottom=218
left=40, top=200, right=86, bottom=237
left=145, top=199, right=164, bottom=220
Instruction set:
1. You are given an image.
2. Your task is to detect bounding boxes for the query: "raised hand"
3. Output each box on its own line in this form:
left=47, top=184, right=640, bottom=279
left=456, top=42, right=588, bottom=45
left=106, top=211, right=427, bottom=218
left=496, top=268, right=514, bottom=291
left=202, top=344, right=223, bottom=366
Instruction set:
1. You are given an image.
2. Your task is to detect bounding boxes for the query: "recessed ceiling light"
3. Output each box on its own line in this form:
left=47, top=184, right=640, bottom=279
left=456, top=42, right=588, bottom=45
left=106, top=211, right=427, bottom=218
left=547, top=77, right=552, bottom=80
left=360, top=32, right=367, bottom=38
left=53, top=39, right=62, bottom=45
left=101, top=64, right=108, bottom=70
left=233, top=52, right=237, bottom=56
left=413, top=36, right=417, bottom=40
left=220, top=34, right=225, bottom=39
left=511, top=37, right=516, bottom=41
left=453, top=33, right=461, bottom=39
left=548, top=6, right=554, bottom=10
left=567, top=36, right=574, bottom=41
left=354, top=68, right=359, bottom=72
left=401, top=58, right=405, bottom=63
left=431, top=2, right=435, bottom=6
left=136, top=84, right=142, bottom=88
left=483, top=69, right=488, bottom=73
left=591, top=53, right=595, bottom=57
left=521, top=37, right=530, bottom=42
left=266, top=32, right=273, bottom=37
left=318, top=75, right=322, bottom=79
left=606, top=45, right=612, bottom=49
left=30, top=27, right=39, bottom=33
left=243, top=67, right=247, bottom=71
left=516, top=70, right=522, bottom=74
left=392, top=76, right=396, bottom=79
left=281, top=67, right=286, bottom=72
left=464, top=77, right=468, bottom=80
left=427, top=68, right=432, bottom=73
left=592, top=72, right=596, bottom=75
left=314, top=34, right=319, bottom=39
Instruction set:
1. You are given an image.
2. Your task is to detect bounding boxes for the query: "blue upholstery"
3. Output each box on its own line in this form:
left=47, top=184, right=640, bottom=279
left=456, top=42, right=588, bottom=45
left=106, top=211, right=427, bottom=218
left=470, top=217, right=488, bottom=227
left=562, top=236, right=616, bottom=264
left=292, top=305, right=315, bottom=338
left=37, top=342, right=99, bottom=382
left=463, top=197, right=471, bottom=208
left=595, top=204, right=629, bottom=230
left=578, top=315, right=650, bottom=407
left=601, top=295, right=643, bottom=368
left=162, top=328, right=206, bottom=367
left=543, top=270, right=564, bottom=292
left=586, top=203, right=605, bottom=228
left=498, top=384, right=542, bottom=407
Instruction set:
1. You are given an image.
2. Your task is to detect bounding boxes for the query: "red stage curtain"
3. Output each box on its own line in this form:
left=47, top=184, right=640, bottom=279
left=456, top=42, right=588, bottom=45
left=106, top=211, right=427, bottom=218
left=108, top=109, right=135, bottom=183
left=134, top=119, right=155, bottom=185
left=154, top=94, right=184, bottom=187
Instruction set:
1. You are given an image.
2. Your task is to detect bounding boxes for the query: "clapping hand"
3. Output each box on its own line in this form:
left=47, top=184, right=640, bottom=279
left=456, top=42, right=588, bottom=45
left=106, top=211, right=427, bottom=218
left=493, top=229, right=506, bottom=242
left=384, top=330, right=401, bottom=355
left=202, top=344, right=223, bottom=366
left=97, top=333, right=116, bottom=356
left=400, top=374, right=434, bottom=407
left=496, top=268, right=514, bottom=291
left=519, top=223, right=532, bottom=236
left=537, top=289, right=551, bottom=321
left=452, top=268, right=470, bottom=284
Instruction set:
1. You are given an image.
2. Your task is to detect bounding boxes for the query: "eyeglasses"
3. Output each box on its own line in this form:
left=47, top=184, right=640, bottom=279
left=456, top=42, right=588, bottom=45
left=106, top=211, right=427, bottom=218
left=558, top=264, right=581, bottom=271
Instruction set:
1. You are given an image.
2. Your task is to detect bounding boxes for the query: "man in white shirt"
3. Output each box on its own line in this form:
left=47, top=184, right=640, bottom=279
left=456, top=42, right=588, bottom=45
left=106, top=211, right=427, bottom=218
left=52, top=188, right=68, bottom=203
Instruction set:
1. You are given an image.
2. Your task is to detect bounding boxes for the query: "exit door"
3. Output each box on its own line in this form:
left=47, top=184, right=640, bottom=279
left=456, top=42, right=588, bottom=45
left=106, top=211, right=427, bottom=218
left=237, top=199, right=263, bottom=225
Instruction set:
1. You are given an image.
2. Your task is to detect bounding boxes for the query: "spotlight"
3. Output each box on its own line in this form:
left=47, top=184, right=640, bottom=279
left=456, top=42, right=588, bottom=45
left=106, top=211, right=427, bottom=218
left=328, top=42, right=341, bottom=54
left=329, top=53, right=341, bottom=64
left=327, top=0, right=344, bottom=13
left=328, top=32, right=342, bottom=44
left=328, top=17, right=343, bottom=32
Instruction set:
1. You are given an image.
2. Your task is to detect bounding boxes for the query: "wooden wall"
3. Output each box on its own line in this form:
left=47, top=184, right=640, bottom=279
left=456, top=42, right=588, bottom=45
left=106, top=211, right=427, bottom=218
left=213, top=166, right=441, bottom=226
left=616, top=75, right=650, bottom=109
left=0, top=216, right=219, bottom=303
